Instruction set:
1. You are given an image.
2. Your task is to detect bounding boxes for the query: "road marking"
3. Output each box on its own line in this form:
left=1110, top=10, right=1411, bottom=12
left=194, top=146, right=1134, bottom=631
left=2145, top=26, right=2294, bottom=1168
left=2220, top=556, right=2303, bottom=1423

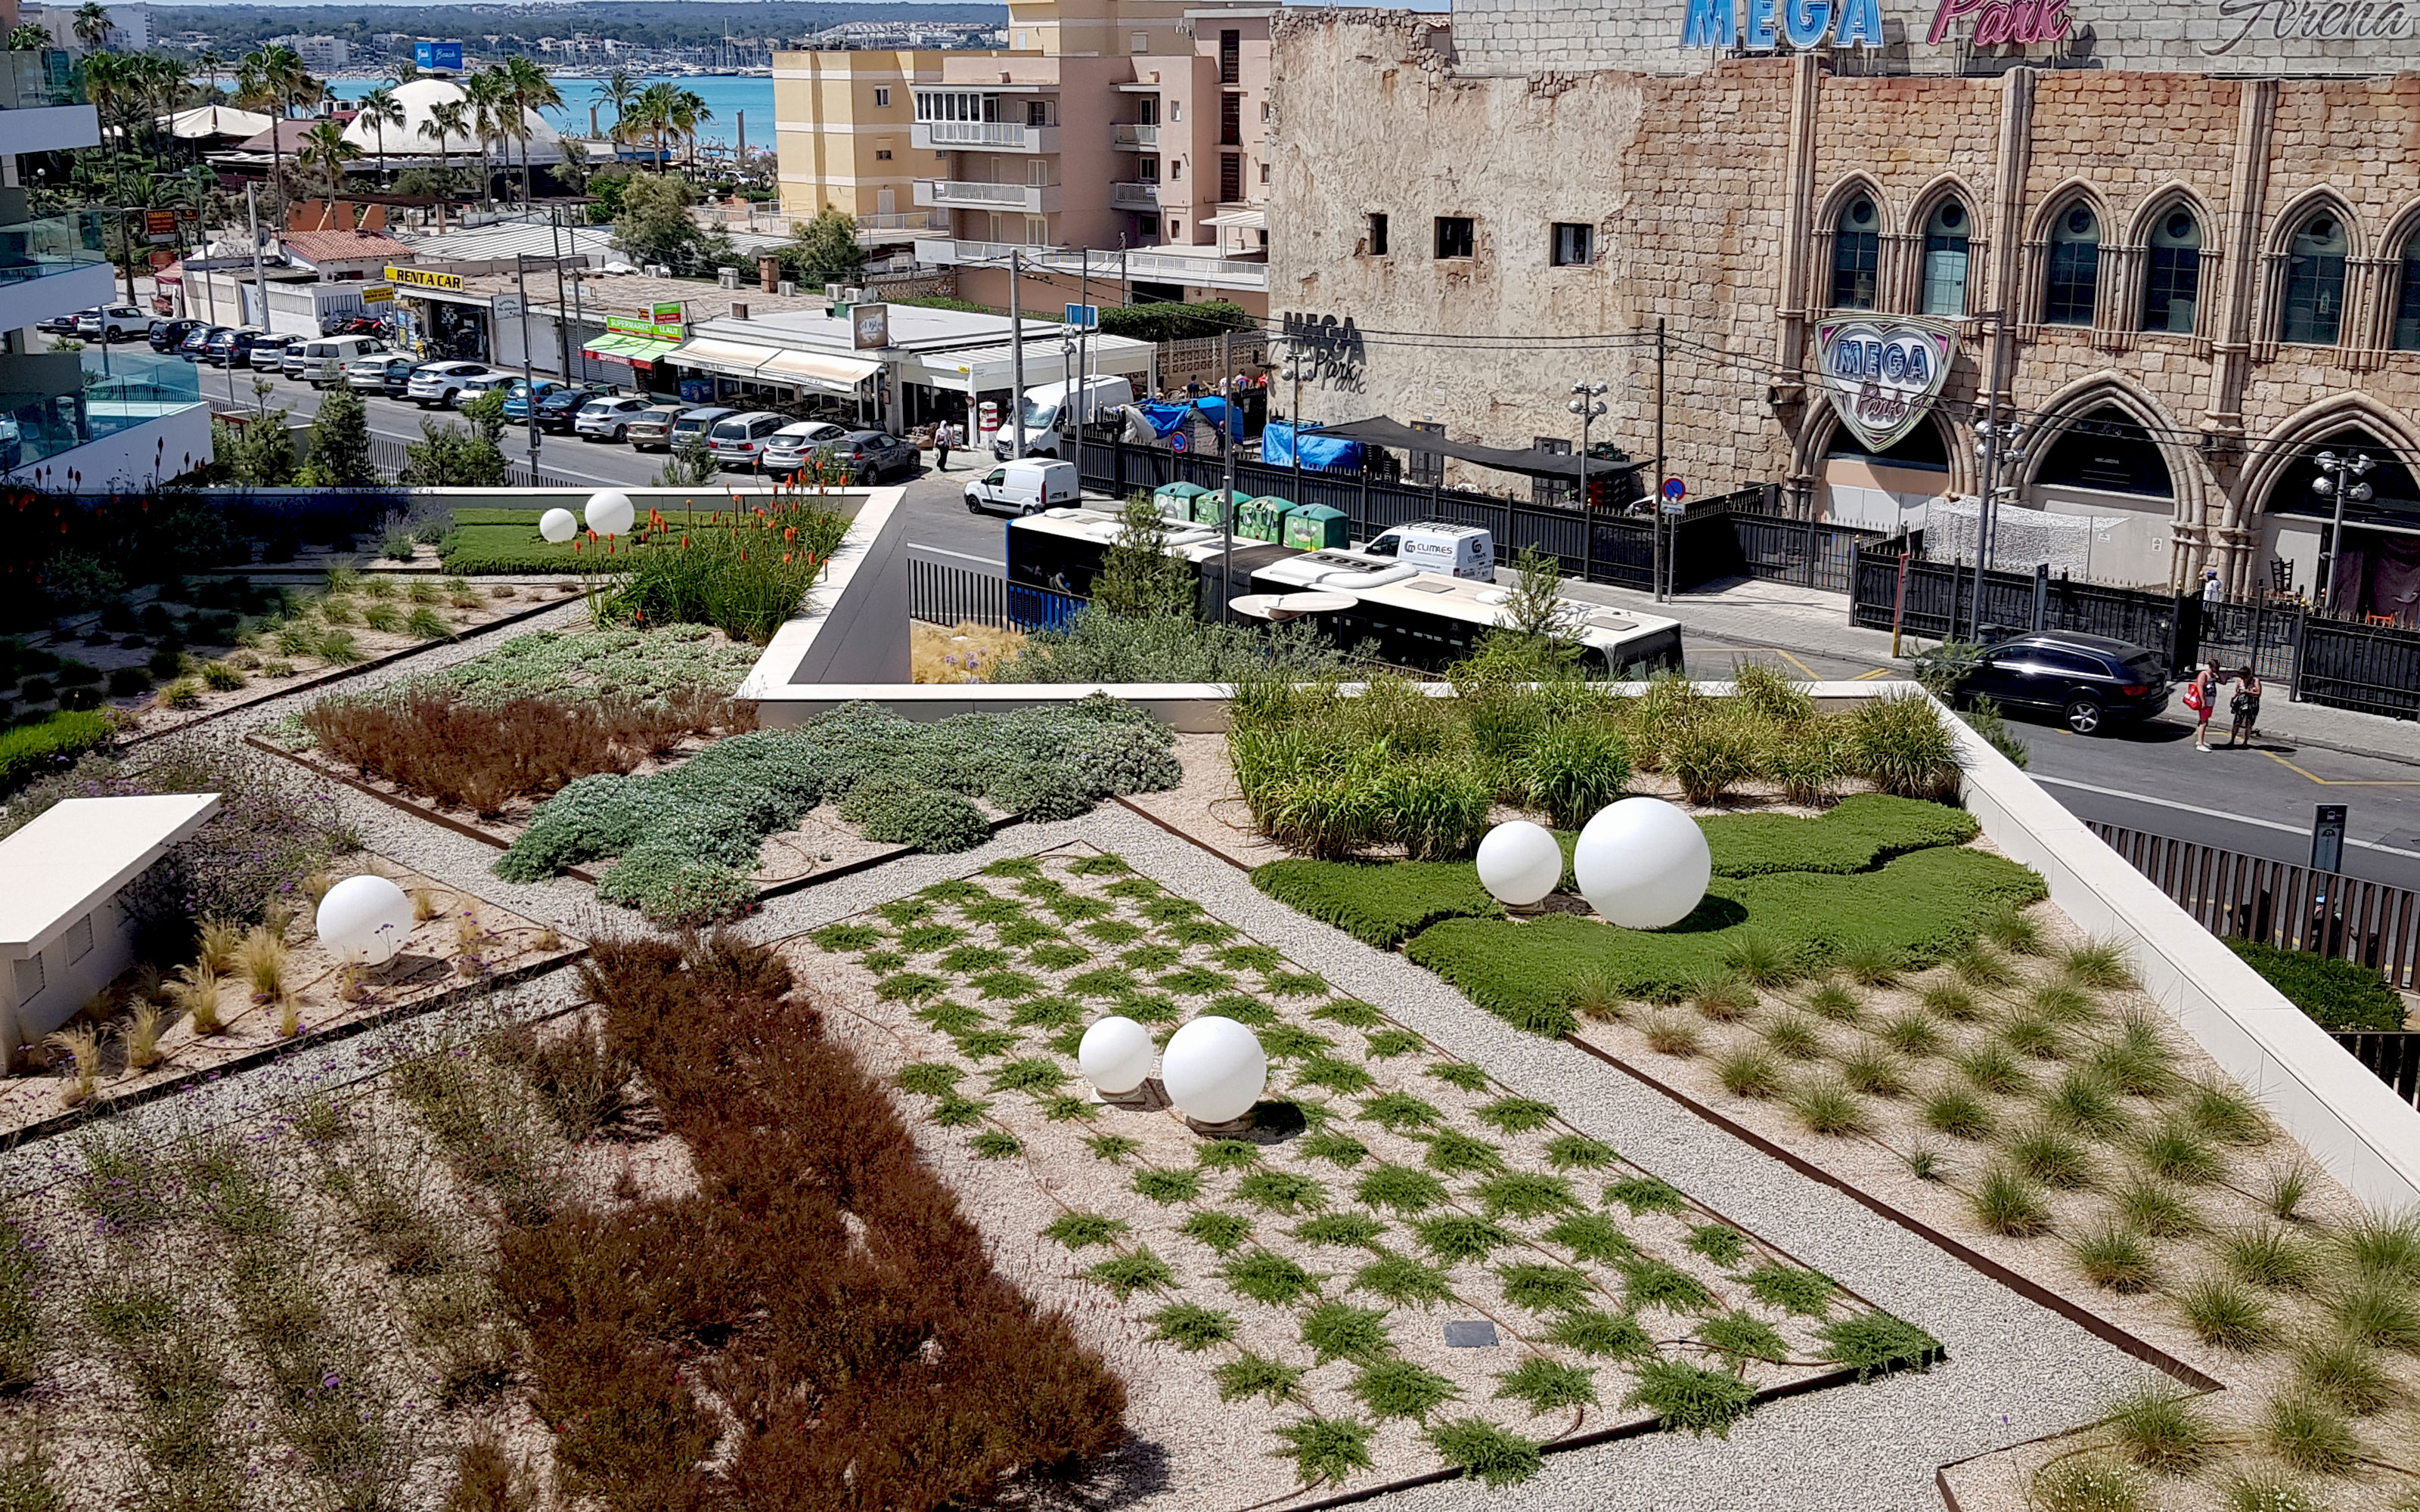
left=2260, top=751, right=2420, bottom=787
left=2029, top=774, right=2420, bottom=860
left=1773, top=648, right=1818, bottom=679
left=1851, top=668, right=1899, bottom=681
left=910, top=544, right=1004, bottom=568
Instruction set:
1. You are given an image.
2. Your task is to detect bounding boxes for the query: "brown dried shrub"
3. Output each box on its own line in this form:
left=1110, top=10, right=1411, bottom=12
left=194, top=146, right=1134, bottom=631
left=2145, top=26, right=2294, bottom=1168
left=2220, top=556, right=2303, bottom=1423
left=301, top=688, right=745, bottom=815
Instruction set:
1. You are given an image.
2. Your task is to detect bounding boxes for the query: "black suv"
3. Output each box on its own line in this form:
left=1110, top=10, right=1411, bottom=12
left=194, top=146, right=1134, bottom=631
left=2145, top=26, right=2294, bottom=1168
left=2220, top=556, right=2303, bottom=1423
left=149, top=318, right=204, bottom=354
left=1956, top=632, right=2171, bottom=736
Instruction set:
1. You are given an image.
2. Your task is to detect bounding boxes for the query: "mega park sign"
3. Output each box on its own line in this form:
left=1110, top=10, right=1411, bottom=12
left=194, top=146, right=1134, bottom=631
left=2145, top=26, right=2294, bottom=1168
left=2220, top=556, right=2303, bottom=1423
left=1683, top=0, right=2073, bottom=49
left=1813, top=318, right=1959, bottom=454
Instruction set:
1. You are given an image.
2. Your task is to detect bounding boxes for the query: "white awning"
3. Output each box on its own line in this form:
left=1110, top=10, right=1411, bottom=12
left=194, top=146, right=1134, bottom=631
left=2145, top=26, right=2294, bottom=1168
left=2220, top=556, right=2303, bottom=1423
left=752, top=349, right=880, bottom=394
left=1199, top=209, right=1267, bottom=231
left=902, top=335, right=1155, bottom=393
left=665, top=337, right=781, bottom=378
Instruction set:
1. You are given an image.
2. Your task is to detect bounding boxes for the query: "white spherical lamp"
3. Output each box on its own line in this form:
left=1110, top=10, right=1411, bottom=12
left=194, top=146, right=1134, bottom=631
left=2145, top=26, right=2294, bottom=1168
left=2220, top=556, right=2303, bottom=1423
left=1573, top=797, right=1712, bottom=930
left=584, top=490, right=635, bottom=538
left=314, top=875, right=416, bottom=967
left=538, top=507, right=577, bottom=544
left=1475, top=820, right=1564, bottom=907
left=1161, top=1015, right=1267, bottom=1126
left=1078, top=1015, right=1156, bottom=1097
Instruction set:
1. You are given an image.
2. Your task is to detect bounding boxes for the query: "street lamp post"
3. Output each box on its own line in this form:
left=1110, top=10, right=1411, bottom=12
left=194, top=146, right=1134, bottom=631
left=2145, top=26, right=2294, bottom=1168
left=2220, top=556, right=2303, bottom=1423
left=1567, top=380, right=1606, bottom=515
left=2312, top=448, right=2375, bottom=616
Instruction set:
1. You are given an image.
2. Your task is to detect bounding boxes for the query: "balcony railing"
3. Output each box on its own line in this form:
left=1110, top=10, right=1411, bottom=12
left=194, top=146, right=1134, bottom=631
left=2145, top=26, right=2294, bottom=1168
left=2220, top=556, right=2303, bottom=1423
left=0, top=348, right=202, bottom=475
left=920, top=119, right=1028, bottom=147
left=914, top=180, right=1056, bottom=214
left=1112, top=123, right=1160, bottom=148
left=913, top=237, right=1267, bottom=291
left=0, top=211, right=109, bottom=287
left=854, top=211, right=932, bottom=232
left=0, top=51, right=84, bottom=110
left=1111, top=181, right=1160, bottom=208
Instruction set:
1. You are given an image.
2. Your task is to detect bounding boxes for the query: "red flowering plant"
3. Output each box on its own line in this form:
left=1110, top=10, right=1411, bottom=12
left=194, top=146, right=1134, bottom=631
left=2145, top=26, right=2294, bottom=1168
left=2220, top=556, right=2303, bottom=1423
left=603, top=476, right=849, bottom=644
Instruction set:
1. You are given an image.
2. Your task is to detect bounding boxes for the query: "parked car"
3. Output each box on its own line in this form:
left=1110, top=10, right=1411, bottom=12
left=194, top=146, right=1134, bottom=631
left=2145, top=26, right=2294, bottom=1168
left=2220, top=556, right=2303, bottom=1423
left=964, top=458, right=1080, bottom=517
left=204, top=327, right=265, bottom=367
left=451, top=371, right=520, bottom=408
left=36, top=309, right=87, bottom=336
left=178, top=325, right=225, bottom=361
left=406, top=361, right=494, bottom=407
left=1951, top=632, right=2171, bottom=736
left=498, top=377, right=570, bottom=425
left=346, top=354, right=418, bottom=395
left=572, top=395, right=654, bottom=442
left=828, top=429, right=920, bottom=485
left=759, top=420, right=852, bottom=475
left=706, top=411, right=788, bottom=470
left=148, top=318, right=204, bottom=354
left=533, top=386, right=611, bottom=433
left=666, top=406, right=737, bottom=454
left=287, top=335, right=385, bottom=385
left=623, top=403, right=693, bottom=451
left=247, top=333, right=299, bottom=370
left=74, top=304, right=147, bottom=342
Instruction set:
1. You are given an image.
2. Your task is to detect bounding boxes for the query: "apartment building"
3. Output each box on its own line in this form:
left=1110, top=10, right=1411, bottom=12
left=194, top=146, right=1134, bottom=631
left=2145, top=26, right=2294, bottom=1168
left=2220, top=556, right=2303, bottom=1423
left=0, top=48, right=210, bottom=489
left=774, top=0, right=1272, bottom=315
left=771, top=50, right=951, bottom=246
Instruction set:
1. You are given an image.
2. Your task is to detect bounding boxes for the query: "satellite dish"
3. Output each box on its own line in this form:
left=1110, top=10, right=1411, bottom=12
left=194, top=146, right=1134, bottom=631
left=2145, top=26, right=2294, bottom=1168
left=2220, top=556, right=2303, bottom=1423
left=1227, top=593, right=1285, bottom=621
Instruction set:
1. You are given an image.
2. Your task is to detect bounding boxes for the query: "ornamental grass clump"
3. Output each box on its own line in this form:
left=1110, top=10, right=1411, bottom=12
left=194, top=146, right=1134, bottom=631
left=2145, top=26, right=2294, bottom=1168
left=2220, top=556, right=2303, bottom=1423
left=604, top=494, right=849, bottom=643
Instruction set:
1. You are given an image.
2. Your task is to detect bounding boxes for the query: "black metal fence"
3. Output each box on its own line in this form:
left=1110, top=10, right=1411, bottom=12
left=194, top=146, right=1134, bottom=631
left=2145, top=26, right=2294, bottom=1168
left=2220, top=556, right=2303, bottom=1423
left=910, top=556, right=1084, bottom=632
left=366, top=434, right=585, bottom=492
left=2297, top=617, right=2420, bottom=720
left=2332, top=1032, right=2420, bottom=1109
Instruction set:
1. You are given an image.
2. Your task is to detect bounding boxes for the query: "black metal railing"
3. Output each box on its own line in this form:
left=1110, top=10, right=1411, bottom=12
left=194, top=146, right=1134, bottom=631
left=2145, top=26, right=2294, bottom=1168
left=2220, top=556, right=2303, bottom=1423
left=910, top=556, right=1084, bottom=632
left=2332, top=1032, right=2420, bottom=1109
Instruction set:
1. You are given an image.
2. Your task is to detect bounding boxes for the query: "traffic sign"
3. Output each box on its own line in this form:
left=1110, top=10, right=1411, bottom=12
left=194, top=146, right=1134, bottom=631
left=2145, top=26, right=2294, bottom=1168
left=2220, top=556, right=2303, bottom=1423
left=1661, top=476, right=1686, bottom=502
left=1660, top=500, right=1685, bottom=516
left=1064, top=302, right=1100, bottom=330
left=1170, top=432, right=1190, bottom=453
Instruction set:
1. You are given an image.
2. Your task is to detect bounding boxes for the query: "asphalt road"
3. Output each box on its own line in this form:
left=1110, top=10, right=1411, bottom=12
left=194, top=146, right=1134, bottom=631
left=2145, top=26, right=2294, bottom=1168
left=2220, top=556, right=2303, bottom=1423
left=222, top=359, right=2420, bottom=885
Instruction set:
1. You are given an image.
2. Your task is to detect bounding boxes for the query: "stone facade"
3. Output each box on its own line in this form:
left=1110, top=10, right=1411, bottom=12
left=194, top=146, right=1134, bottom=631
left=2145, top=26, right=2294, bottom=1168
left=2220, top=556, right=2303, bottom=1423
left=1267, top=9, right=2420, bottom=593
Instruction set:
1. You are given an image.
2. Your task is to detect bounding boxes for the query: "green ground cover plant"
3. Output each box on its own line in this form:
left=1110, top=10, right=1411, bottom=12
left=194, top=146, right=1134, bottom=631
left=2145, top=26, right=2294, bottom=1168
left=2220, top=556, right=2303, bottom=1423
left=2224, top=937, right=2406, bottom=1032
left=831, top=848, right=1941, bottom=1493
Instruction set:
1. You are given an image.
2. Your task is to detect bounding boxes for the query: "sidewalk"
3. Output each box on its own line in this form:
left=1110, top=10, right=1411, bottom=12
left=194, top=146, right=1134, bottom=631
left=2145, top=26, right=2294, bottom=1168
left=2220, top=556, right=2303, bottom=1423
left=1559, top=574, right=2420, bottom=769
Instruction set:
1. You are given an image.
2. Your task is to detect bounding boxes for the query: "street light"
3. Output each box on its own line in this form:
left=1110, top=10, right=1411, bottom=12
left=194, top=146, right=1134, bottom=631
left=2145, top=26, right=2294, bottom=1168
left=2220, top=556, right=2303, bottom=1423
left=1567, top=380, right=1606, bottom=516
left=2313, top=448, right=2375, bottom=615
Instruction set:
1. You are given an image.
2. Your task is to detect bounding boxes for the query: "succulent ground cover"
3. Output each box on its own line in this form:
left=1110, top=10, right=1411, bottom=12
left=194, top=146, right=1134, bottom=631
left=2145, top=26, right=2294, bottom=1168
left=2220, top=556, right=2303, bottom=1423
left=793, top=848, right=1942, bottom=1498
left=1550, top=903, right=2420, bottom=1512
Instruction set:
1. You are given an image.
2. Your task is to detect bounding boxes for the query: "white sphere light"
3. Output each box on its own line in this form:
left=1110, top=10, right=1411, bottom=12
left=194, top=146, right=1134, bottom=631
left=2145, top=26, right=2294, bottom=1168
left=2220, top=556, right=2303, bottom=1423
left=538, top=507, right=577, bottom=544
left=315, top=875, right=416, bottom=967
left=584, top=490, right=635, bottom=538
left=1475, top=820, right=1564, bottom=906
left=1160, top=1015, right=1267, bottom=1126
left=1078, top=1015, right=1156, bottom=1097
left=1573, top=797, right=1712, bottom=930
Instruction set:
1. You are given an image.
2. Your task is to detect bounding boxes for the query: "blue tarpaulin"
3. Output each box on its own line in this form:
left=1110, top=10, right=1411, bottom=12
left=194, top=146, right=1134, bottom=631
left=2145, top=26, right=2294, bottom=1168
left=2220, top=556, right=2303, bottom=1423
left=1261, top=422, right=1364, bottom=472
left=1136, top=395, right=1235, bottom=438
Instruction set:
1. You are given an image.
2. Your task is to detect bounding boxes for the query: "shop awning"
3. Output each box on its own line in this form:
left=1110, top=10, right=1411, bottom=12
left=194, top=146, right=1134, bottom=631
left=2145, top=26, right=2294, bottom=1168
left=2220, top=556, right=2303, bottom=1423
left=1311, top=415, right=1646, bottom=483
left=583, top=333, right=681, bottom=366
left=666, top=337, right=799, bottom=379
left=752, top=349, right=880, bottom=394
left=1200, top=209, right=1267, bottom=231
left=908, top=337, right=1154, bottom=392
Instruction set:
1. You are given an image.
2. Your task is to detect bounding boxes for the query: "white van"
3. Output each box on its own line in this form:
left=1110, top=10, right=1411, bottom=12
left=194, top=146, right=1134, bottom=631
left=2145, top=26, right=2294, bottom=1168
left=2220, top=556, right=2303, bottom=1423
left=290, top=336, right=384, bottom=387
left=964, top=458, right=1080, bottom=517
left=1354, top=522, right=1496, bottom=581
left=992, top=375, right=1135, bottom=460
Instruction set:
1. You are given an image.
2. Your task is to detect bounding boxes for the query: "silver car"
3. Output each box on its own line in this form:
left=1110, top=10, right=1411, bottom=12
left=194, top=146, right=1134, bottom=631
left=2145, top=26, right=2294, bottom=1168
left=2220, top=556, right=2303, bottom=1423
left=451, top=371, right=520, bottom=408
left=759, top=420, right=852, bottom=475
left=573, top=395, right=653, bottom=442
left=706, top=411, right=787, bottom=470
left=406, top=361, right=492, bottom=407
left=247, top=334, right=299, bottom=370
left=346, top=354, right=417, bottom=395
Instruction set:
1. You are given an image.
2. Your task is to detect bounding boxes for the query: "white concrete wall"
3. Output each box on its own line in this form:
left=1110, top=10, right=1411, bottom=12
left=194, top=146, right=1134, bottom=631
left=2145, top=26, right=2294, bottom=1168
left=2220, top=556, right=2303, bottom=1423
left=5, top=401, right=213, bottom=492
left=740, top=485, right=911, bottom=709
left=5, top=895, right=135, bottom=1057
left=2031, top=485, right=2174, bottom=589
left=0, top=260, right=112, bottom=342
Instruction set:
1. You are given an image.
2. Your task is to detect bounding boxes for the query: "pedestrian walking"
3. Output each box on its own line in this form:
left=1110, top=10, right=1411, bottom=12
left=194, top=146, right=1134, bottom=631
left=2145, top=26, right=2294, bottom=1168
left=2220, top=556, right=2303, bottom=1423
left=2227, top=665, right=2263, bottom=748
left=933, top=420, right=957, bottom=472
left=2201, top=567, right=2223, bottom=606
left=2186, top=658, right=2223, bottom=751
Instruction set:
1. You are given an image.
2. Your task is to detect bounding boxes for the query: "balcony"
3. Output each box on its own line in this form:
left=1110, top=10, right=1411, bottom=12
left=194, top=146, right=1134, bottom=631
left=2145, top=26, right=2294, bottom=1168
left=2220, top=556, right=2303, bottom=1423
left=913, top=238, right=1267, bottom=294
left=911, top=119, right=1057, bottom=153
left=0, top=348, right=212, bottom=489
left=0, top=212, right=117, bottom=336
left=1111, top=181, right=1161, bottom=209
left=1111, top=123, right=1160, bottom=149
left=0, top=51, right=99, bottom=155
left=914, top=180, right=1060, bottom=215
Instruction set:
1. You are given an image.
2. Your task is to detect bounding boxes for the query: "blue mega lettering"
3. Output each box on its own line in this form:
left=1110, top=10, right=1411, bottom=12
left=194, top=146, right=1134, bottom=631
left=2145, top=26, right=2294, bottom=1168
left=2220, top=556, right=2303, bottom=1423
left=1684, top=0, right=1880, bottom=48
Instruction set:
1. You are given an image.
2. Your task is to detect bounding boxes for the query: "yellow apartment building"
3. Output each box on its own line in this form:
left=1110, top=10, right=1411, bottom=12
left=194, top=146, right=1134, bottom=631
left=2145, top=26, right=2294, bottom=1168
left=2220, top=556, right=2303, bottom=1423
left=771, top=51, right=948, bottom=233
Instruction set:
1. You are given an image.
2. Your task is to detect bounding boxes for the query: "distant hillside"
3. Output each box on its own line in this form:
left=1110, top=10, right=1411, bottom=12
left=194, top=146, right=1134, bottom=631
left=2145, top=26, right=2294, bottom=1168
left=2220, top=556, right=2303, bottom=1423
left=153, top=3, right=1007, bottom=51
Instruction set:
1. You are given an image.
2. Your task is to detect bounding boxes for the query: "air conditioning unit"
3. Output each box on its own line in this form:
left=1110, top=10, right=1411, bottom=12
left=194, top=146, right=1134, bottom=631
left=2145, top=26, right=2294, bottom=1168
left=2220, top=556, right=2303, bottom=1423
left=824, top=282, right=845, bottom=299
left=777, top=280, right=796, bottom=296
left=647, top=264, right=670, bottom=277
left=718, top=265, right=740, bottom=290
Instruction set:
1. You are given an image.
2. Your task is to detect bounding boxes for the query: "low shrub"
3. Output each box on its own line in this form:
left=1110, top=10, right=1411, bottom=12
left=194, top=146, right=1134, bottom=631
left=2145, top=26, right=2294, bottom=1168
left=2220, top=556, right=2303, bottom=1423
left=603, top=495, right=852, bottom=643
left=1847, top=692, right=1963, bottom=801
left=0, top=710, right=110, bottom=795
left=1251, top=860, right=1504, bottom=949
left=2225, top=937, right=2406, bottom=1032
left=836, top=775, right=991, bottom=852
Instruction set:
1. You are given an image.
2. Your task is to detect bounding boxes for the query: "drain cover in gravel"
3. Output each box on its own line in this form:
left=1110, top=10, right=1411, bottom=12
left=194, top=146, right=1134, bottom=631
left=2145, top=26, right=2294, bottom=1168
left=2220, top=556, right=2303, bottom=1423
left=1441, top=1320, right=1499, bottom=1347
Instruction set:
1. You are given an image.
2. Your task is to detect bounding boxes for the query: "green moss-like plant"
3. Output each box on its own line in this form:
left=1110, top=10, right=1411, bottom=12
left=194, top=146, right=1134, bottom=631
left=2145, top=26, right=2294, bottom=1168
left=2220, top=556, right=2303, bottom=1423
left=1216, top=1350, right=1305, bottom=1405
left=1087, top=1247, right=1174, bottom=1299
left=1426, top=1417, right=1544, bottom=1487
left=1415, top=1216, right=1514, bottom=1264
left=1299, top=1301, right=1391, bottom=1364
left=1544, top=1212, right=1637, bottom=1266
left=1356, top=1165, right=1448, bottom=1214
left=1041, top=1212, right=1129, bottom=1249
left=1179, top=1210, right=1253, bottom=1255
left=1353, top=1250, right=1455, bottom=1308
left=1496, top=1357, right=1598, bottom=1413
left=1348, top=1359, right=1460, bottom=1421
left=1623, top=1359, right=1758, bottom=1436
left=1270, top=1416, right=1373, bottom=1486
left=1224, top=1250, right=1319, bottom=1306
left=1150, top=1303, right=1239, bottom=1352
left=1549, top=1309, right=1653, bottom=1359
left=1817, top=1312, right=1941, bottom=1379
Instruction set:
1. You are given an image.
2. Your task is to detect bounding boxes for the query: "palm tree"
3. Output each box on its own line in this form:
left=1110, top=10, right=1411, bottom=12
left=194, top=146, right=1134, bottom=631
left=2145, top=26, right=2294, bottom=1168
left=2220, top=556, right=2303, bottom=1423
left=672, top=88, right=710, bottom=173
left=70, top=2, right=110, bottom=53
left=631, top=82, right=678, bottom=172
left=501, top=55, right=560, bottom=209
left=197, top=48, right=225, bottom=96
left=603, top=67, right=638, bottom=147
left=236, top=44, right=314, bottom=212
left=355, top=85, right=405, bottom=182
left=297, top=119, right=359, bottom=220
left=419, top=98, right=469, bottom=231
left=463, top=68, right=509, bottom=211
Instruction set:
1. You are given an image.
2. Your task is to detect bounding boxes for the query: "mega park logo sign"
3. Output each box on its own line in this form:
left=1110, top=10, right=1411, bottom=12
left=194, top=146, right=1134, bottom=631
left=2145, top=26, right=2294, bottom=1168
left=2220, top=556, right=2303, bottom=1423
left=1682, top=0, right=2073, bottom=49
left=1814, top=320, right=1959, bottom=455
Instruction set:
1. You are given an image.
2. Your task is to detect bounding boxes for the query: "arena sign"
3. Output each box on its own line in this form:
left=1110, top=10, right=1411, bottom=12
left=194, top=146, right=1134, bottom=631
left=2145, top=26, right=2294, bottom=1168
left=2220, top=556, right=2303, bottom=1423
left=1683, top=0, right=2073, bottom=47
left=1814, top=319, right=1959, bottom=455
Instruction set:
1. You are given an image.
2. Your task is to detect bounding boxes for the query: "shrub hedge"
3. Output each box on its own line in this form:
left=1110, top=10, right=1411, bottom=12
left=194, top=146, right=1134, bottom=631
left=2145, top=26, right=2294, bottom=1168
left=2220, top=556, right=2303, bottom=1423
left=0, top=710, right=110, bottom=795
left=1701, top=794, right=1979, bottom=876
left=1407, top=847, right=2045, bottom=1035
left=1252, top=860, right=1506, bottom=950
left=2225, top=937, right=2407, bottom=1033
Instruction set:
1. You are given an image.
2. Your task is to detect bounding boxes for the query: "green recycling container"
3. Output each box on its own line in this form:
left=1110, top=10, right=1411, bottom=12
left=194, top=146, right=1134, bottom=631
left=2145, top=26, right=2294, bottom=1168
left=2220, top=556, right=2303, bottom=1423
left=1282, top=504, right=1349, bottom=550
left=1239, top=494, right=1295, bottom=543
left=1193, top=488, right=1246, bottom=527
left=1153, top=481, right=1207, bottom=522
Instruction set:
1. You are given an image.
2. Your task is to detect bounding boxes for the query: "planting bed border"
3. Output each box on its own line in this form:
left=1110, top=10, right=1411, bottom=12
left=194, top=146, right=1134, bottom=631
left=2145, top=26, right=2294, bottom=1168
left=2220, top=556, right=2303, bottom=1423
left=118, top=587, right=579, bottom=751
left=0, top=945, right=585, bottom=1153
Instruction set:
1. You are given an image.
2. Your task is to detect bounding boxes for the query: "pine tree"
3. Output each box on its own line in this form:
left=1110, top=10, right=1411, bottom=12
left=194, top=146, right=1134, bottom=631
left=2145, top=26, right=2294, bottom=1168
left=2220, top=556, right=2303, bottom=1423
left=1089, top=491, right=1196, bottom=619
left=300, top=382, right=376, bottom=486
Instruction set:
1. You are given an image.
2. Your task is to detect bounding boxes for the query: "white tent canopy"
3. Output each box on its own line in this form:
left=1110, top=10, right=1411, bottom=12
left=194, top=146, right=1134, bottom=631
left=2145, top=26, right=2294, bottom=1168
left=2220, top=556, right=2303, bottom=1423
left=340, top=77, right=565, bottom=166
left=160, top=104, right=272, bottom=140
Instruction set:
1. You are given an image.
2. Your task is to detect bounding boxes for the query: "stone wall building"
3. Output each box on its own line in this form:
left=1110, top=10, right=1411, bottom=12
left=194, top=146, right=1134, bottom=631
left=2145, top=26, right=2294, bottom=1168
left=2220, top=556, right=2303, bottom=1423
left=1267, top=6, right=2420, bottom=602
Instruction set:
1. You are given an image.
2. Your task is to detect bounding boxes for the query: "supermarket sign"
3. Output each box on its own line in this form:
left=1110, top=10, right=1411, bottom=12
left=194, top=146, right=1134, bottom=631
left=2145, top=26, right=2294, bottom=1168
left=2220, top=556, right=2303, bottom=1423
left=606, top=314, right=684, bottom=342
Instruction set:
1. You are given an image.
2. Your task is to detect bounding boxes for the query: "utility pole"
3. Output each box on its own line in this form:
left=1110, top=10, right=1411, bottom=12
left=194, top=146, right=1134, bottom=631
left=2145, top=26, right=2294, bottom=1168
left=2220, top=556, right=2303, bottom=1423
left=1652, top=317, right=1668, bottom=603
left=1969, top=310, right=2013, bottom=643
left=1078, top=256, right=1090, bottom=435
left=515, top=253, right=538, bottom=479
left=1009, top=247, right=1026, bottom=458
left=549, top=204, right=572, bottom=382
left=244, top=184, right=271, bottom=413
left=1568, top=379, right=1606, bottom=516
left=1219, top=324, right=1235, bottom=621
